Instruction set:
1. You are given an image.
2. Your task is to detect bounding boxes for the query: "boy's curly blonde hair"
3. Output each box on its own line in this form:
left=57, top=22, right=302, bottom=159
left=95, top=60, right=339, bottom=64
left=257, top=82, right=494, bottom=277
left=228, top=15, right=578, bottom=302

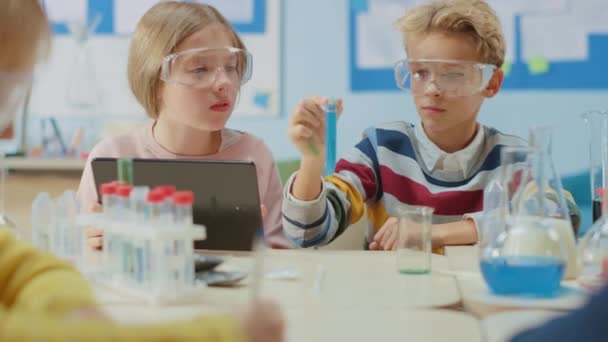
left=396, top=0, right=505, bottom=67
left=128, top=1, right=247, bottom=118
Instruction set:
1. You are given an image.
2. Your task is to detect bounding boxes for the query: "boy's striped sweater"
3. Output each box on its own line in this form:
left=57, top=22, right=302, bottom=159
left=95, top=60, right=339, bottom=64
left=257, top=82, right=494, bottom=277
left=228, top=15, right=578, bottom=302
left=282, top=121, right=578, bottom=248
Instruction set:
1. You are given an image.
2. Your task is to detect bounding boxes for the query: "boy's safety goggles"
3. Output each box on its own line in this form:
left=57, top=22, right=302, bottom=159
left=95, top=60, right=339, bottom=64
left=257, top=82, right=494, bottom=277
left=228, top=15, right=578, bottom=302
left=394, top=58, right=497, bottom=97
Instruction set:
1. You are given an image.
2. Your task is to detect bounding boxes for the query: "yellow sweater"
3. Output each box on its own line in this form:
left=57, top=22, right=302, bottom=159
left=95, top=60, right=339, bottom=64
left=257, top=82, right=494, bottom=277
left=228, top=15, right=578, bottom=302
left=0, top=230, right=245, bottom=341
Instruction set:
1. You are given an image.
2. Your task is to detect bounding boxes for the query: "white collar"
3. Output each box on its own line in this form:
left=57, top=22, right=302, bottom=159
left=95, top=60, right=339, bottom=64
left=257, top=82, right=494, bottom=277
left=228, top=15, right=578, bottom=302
left=415, top=124, right=485, bottom=176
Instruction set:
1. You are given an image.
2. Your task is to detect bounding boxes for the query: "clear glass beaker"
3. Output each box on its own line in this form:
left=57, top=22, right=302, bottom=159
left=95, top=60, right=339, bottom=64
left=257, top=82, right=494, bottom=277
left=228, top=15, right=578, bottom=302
left=395, top=205, right=433, bottom=275
left=66, top=18, right=101, bottom=109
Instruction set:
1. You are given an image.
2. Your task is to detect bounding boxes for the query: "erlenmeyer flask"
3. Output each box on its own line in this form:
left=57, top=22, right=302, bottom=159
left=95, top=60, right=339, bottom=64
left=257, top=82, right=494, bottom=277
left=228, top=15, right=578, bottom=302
left=480, top=145, right=571, bottom=297
left=522, top=126, right=579, bottom=279
left=480, top=147, right=568, bottom=297
left=479, top=155, right=510, bottom=251
left=581, top=110, right=608, bottom=223
left=66, top=17, right=101, bottom=109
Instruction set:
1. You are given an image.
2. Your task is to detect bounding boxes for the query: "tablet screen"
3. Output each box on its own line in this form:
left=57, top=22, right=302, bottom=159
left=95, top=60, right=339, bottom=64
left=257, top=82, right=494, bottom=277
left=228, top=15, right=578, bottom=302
left=92, top=158, right=262, bottom=251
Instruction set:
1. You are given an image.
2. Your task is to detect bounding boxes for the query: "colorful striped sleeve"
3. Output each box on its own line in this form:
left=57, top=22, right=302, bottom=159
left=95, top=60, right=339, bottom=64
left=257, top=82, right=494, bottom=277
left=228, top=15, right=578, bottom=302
left=282, top=136, right=380, bottom=248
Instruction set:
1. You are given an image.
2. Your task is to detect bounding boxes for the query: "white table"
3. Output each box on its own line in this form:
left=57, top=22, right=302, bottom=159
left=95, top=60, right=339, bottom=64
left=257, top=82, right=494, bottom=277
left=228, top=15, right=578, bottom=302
left=100, top=305, right=483, bottom=342
left=95, top=250, right=482, bottom=341
left=97, top=250, right=461, bottom=310
left=444, top=245, right=480, bottom=274
left=241, top=250, right=461, bottom=309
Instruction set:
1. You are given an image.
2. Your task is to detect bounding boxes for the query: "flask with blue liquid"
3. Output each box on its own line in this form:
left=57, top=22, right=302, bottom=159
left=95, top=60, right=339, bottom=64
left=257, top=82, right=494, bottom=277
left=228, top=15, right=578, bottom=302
left=480, top=127, right=576, bottom=297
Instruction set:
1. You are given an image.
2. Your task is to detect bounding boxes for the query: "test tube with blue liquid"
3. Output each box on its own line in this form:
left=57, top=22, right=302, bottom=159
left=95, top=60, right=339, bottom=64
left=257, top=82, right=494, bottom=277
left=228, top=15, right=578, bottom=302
left=250, top=228, right=266, bottom=301
left=116, top=155, right=136, bottom=282
left=114, top=184, right=135, bottom=283
left=171, top=191, right=195, bottom=286
left=157, top=185, right=177, bottom=223
left=130, top=186, right=150, bottom=286
left=140, top=189, right=166, bottom=286
left=145, top=190, right=167, bottom=224
left=130, top=186, right=150, bottom=223
left=173, top=191, right=194, bottom=225
left=100, top=182, right=117, bottom=216
left=173, top=191, right=195, bottom=282
left=31, top=192, right=55, bottom=251
left=323, top=97, right=338, bottom=176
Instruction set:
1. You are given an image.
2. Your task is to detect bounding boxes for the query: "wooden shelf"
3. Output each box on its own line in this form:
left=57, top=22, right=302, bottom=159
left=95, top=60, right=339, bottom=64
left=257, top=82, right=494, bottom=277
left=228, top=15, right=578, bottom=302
left=4, top=158, right=86, bottom=171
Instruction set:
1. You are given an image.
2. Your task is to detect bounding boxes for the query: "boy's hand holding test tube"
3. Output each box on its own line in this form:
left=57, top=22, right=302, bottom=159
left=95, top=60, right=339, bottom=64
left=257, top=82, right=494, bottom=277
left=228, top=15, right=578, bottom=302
left=288, top=96, right=343, bottom=201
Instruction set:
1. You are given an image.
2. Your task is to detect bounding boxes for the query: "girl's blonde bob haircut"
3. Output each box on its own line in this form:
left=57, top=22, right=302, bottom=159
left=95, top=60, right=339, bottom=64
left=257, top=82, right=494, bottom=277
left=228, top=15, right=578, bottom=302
left=127, top=1, right=246, bottom=118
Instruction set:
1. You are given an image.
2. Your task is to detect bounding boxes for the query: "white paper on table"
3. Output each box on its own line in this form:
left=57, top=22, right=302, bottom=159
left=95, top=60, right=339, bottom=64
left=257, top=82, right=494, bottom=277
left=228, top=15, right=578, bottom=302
left=44, top=0, right=87, bottom=23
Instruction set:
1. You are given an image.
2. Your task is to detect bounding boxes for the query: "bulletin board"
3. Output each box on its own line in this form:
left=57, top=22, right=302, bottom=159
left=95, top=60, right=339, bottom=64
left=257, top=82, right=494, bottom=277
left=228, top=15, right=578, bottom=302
left=349, top=0, right=608, bottom=91
left=31, top=0, right=282, bottom=118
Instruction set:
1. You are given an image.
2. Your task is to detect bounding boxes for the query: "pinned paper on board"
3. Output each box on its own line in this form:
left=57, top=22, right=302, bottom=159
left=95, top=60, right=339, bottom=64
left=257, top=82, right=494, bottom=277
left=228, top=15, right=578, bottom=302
left=36, top=0, right=281, bottom=118
left=253, top=90, right=273, bottom=110
left=528, top=56, right=550, bottom=75
left=349, top=0, right=608, bottom=91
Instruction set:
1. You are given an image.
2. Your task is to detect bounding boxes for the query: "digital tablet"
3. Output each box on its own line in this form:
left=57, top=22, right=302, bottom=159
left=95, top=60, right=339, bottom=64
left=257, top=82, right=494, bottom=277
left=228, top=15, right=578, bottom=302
left=92, top=158, right=262, bottom=251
